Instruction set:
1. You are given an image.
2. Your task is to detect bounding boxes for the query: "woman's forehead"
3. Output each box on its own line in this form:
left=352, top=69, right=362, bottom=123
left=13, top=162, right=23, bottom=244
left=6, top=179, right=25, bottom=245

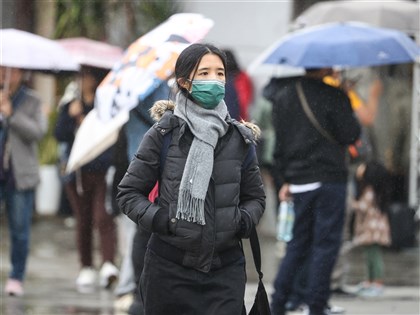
left=197, top=54, right=224, bottom=70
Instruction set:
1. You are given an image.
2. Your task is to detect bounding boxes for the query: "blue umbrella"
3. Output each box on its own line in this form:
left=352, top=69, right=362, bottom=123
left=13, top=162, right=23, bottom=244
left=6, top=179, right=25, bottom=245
left=262, top=22, right=419, bottom=68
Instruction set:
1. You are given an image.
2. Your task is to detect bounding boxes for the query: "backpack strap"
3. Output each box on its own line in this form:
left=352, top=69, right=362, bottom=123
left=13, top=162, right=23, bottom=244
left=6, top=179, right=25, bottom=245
left=159, top=130, right=172, bottom=176
left=148, top=130, right=172, bottom=203
left=242, top=145, right=255, bottom=171
left=296, top=81, right=338, bottom=144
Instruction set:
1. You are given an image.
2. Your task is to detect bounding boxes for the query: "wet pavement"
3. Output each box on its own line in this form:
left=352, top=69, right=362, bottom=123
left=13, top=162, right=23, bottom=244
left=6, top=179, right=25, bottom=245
left=1, top=213, right=419, bottom=315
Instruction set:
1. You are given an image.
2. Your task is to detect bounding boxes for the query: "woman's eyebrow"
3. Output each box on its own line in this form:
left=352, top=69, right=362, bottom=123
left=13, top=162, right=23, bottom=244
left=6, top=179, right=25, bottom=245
left=197, top=66, right=225, bottom=72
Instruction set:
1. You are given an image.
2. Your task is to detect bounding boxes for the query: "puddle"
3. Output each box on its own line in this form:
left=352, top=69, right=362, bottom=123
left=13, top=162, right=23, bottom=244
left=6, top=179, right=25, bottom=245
left=3, top=296, right=115, bottom=315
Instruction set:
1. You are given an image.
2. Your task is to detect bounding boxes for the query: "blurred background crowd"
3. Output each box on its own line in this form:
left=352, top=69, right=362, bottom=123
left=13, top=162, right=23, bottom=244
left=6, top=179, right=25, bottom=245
left=1, top=1, right=419, bottom=314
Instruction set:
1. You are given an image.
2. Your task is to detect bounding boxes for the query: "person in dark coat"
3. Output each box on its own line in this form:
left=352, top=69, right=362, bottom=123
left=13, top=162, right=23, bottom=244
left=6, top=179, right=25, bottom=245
left=269, top=68, right=361, bottom=315
left=54, top=66, right=118, bottom=292
left=117, top=43, right=266, bottom=315
left=223, top=49, right=254, bottom=121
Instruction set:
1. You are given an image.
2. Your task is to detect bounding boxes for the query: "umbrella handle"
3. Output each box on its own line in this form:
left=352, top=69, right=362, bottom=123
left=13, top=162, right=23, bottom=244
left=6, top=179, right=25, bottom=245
left=0, top=67, right=11, bottom=122
left=3, top=67, right=11, bottom=95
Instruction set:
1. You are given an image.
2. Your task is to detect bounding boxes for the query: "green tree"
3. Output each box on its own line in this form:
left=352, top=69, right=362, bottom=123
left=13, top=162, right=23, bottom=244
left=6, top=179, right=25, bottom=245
left=54, top=0, right=181, bottom=44
left=135, top=1, right=181, bottom=37
left=55, top=0, right=107, bottom=39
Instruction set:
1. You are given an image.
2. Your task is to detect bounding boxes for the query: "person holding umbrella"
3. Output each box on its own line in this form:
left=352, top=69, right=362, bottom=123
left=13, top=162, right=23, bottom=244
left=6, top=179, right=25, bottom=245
left=269, top=67, right=360, bottom=315
left=0, top=66, right=47, bottom=296
left=117, top=43, right=266, bottom=315
left=54, top=66, right=119, bottom=292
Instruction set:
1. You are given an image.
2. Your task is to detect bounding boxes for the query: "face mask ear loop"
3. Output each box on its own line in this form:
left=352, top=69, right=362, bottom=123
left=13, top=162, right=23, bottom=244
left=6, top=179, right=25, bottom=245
left=184, top=77, right=194, bottom=112
left=185, top=79, right=193, bottom=94
left=168, top=78, right=177, bottom=102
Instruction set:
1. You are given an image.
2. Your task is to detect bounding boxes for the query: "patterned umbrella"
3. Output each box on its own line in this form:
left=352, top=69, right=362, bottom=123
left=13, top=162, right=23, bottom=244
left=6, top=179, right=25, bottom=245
left=95, top=13, right=214, bottom=122
left=66, top=13, right=213, bottom=173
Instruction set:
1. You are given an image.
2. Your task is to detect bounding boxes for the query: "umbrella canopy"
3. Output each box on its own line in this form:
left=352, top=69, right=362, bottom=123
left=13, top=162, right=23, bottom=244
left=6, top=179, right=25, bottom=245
left=65, top=108, right=129, bottom=173
left=291, top=0, right=420, bottom=38
left=1, top=28, right=79, bottom=72
left=65, top=13, right=213, bottom=173
left=262, top=22, right=420, bottom=69
left=95, top=13, right=214, bottom=122
left=57, top=37, right=124, bottom=69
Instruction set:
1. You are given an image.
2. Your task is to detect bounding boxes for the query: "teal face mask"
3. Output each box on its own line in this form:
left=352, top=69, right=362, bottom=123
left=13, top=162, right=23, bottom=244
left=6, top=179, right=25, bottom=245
left=190, top=80, right=225, bottom=109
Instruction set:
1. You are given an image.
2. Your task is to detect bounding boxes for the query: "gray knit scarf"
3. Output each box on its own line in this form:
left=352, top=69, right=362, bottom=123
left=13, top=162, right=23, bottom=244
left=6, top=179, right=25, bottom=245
left=174, top=92, right=229, bottom=225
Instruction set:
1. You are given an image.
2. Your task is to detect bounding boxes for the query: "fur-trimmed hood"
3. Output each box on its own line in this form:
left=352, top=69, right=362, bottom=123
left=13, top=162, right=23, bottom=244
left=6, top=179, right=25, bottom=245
left=149, top=100, right=261, bottom=141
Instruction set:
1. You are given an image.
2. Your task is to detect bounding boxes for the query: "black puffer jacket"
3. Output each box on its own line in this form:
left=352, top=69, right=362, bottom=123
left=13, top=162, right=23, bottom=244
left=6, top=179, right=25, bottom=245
left=117, top=101, right=266, bottom=273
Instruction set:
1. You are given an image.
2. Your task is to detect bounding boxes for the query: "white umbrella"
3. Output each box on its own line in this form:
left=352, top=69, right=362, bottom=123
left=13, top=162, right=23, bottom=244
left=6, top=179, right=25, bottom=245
left=57, top=37, right=124, bottom=69
left=1, top=28, right=80, bottom=72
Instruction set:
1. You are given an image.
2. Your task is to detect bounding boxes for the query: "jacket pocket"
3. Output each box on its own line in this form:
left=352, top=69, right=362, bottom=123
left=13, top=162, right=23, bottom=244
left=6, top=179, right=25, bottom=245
left=168, top=202, right=202, bottom=251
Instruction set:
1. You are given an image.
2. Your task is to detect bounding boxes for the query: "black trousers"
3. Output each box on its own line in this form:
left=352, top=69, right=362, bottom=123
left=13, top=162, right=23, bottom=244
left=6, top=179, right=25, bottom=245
left=140, top=247, right=246, bottom=315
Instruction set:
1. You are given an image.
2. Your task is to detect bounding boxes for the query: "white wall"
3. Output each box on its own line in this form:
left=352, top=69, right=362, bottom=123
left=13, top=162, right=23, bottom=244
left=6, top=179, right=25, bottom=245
left=183, top=1, right=293, bottom=91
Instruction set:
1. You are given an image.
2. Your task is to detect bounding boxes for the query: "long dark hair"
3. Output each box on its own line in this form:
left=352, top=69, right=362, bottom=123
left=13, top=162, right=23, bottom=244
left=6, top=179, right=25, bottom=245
left=356, top=160, right=391, bottom=212
left=174, top=43, right=227, bottom=97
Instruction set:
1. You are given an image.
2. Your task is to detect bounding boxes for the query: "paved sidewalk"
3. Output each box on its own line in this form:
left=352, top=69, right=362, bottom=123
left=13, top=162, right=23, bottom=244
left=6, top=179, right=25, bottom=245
left=1, top=216, right=419, bottom=315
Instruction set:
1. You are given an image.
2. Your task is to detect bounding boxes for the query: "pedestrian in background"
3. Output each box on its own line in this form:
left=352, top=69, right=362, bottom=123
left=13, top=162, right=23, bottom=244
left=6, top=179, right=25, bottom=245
left=0, top=66, right=47, bottom=296
left=352, top=160, right=391, bottom=297
left=223, top=49, right=254, bottom=121
left=324, top=70, right=383, bottom=298
left=117, top=43, right=266, bottom=315
left=54, top=66, right=119, bottom=292
left=56, top=81, right=80, bottom=223
left=269, top=67, right=360, bottom=315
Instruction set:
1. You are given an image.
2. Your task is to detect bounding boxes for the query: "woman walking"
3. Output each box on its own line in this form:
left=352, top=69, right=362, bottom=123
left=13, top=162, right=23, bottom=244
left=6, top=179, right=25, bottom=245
left=117, top=43, right=266, bottom=315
